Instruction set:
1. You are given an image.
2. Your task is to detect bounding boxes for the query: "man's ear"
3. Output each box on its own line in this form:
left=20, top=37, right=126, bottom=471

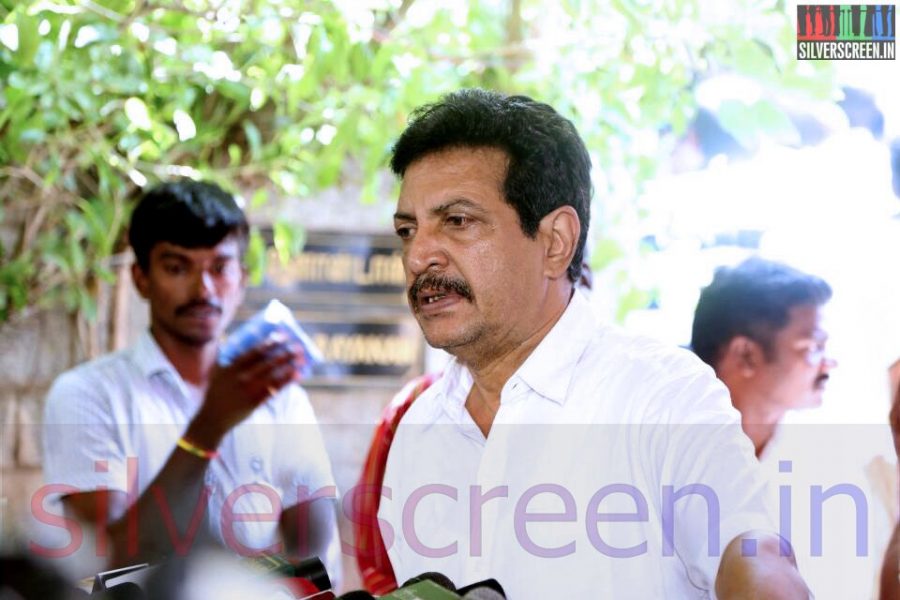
left=131, top=262, right=150, bottom=299
left=538, top=206, right=580, bottom=280
left=725, top=335, right=765, bottom=377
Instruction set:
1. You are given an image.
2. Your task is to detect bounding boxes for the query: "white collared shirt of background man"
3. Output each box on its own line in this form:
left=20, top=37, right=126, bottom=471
left=39, top=330, right=338, bottom=572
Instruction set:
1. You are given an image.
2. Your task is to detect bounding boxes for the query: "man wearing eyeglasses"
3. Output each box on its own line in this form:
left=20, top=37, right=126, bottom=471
left=690, top=256, right=835, bottom=458
left=689, top=257, right=885, bottom=599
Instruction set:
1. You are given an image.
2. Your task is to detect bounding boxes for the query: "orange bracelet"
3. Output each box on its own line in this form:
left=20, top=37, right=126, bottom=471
left=176, top=436, right=219, bottom=460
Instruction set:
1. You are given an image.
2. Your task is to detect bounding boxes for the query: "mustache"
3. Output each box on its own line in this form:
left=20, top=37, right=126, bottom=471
left=815, top=373, right=830, bottom=387
left=175, top=300, right=222, bottom=316
left=408, top=272, right=474, bottom=308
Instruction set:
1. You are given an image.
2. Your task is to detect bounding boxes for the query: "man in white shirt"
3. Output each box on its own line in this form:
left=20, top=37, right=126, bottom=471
left=691, top=259, right=896, bottom=599
left=39, top=181, right=340, bottom=577
left=379, top=89, right=809, bottom=598
left=690, top=257, right=836, bottom=459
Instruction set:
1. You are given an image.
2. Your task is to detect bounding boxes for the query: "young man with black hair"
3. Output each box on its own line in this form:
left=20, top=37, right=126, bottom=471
left=379, top=89, right=809, bottom=598
left=691, top=257, right=836, bottom=458
left=41, top=181, right=340, bottom=577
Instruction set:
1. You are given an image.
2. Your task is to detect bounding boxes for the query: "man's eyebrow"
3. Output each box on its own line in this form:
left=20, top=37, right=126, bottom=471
left=393, top=198, right=488, bottom=222
left=158, top=251, right=190, bottom=262
left=430, top=198, right=485, bottom=216
left=393, top=210, right=415, bottom=222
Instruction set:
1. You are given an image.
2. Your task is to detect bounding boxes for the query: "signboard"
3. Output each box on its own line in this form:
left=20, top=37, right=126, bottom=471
left=239, top=230, right=423, bottom=387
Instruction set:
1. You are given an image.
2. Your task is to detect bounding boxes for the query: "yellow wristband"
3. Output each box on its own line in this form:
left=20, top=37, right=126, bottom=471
left=176, top=436, right=219, bottom=460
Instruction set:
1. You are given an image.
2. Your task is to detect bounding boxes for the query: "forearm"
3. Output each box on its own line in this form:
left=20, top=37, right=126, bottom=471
left=107, top=425, right=222, bottom=566
left=716, top=532, right=809, bottom=600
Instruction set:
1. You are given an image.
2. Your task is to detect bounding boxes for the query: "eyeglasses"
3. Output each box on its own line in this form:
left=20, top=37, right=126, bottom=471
left=793, top=338, right=833, bottom=366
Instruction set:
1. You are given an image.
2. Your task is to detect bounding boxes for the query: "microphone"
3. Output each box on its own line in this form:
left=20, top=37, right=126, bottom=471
left=457, top=579, right=504, bottom=598
left=92, top=582, right=146, bottom=600
left=460, top=588, right=505, bottom=600
left=244, top=554, right=332, bottom=597
left=381, top=580, right=458, bottom=598
left=339, top=572, right=503, bottom=600
left=400, top=572, right=457, bottom=592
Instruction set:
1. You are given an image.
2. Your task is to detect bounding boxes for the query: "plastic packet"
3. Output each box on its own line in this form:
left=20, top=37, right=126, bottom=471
left=218, top=299, right=324, bottom=377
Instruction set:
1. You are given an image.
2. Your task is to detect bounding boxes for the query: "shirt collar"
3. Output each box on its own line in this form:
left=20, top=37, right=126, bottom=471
left=512, top=290, right=596, bottom=405
left=436, top=289, right=598, bottom=416
left=435, top=355, right=474, bottom=424
left=130, top=329, right=180, bottom=380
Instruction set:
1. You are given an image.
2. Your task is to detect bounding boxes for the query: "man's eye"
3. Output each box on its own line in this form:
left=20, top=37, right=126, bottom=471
left=395, top=226, right=414, bottom=240
left=163, top=263, right=185, bottom=275
left=446, top=215, right=469, bottom=227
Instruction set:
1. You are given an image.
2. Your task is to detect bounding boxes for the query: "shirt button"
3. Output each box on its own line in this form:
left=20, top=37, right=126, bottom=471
left=250, top=456, right=264, bottom=473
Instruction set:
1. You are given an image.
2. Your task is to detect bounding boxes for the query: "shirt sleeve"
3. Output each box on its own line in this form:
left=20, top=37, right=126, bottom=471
left=648, top=354, right=776, bottom=596
left=272, top=384, right=338, bottom=507
left=42, top=369, right=130, bottom=496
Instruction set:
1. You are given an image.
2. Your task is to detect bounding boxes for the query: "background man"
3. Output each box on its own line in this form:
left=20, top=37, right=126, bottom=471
left=691, top=258, right=897, bottom=599
left=690, top=257, right=836, bottom=458
left=40, top=181, right=340, bottom=577
left=378, top=89, right=808, bottom=598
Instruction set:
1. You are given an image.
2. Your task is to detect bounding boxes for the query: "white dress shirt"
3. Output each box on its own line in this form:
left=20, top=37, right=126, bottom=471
left=42, top=330, right=336, bottom=558
left=379, top=291, right=774, bottom=598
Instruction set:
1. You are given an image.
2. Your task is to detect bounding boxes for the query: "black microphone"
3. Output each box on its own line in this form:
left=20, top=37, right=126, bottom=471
left=456, top=579, right=504, bottom=598
left=291, top=556, right=332, bottom=592
left=401, top=572, right=457, bottom=592
left=92, top=582, right=146, bottom=600
left=460, top=588, right=505, bottom=600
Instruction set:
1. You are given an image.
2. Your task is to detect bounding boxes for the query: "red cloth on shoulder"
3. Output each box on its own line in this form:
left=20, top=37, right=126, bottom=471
left=352, top=373, right=439, bottom=594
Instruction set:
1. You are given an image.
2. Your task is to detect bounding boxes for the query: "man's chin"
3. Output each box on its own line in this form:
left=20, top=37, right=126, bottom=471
left=175, top=329, right=218, bottom=348
left=420, top=326, right=478, bottom=354
left=804, top=390, right=825, bottom=409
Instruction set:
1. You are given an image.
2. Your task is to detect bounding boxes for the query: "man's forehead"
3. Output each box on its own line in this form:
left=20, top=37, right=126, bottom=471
left=785, top=303, right=829, bottom=336
left=396, top=148, right=508, bottom=211
left=151, top=238, right=240, bottom=258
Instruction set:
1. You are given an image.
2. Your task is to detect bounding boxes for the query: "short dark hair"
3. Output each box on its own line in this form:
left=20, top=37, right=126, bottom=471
left=691, top=257, right=832, bottom=367
left=390, top=89, right=592, bottom=282
left=128, top=180, right=249, bottom=271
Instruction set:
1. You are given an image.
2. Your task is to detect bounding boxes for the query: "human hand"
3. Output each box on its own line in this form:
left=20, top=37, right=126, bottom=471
left=187, top=334, right=306, bottom=448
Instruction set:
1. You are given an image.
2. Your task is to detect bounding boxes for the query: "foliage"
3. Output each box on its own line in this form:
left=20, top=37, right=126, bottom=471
left=0, top=0, right=834, bottom=334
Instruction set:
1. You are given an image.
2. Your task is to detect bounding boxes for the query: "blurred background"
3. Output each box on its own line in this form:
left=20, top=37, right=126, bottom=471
left=1, top=0, right=898, bottom=592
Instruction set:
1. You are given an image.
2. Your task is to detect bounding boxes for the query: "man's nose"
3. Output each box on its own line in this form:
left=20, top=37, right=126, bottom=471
left=404, top=228, right=448, bottom=276
left=193, top=270, right=215, bottom=298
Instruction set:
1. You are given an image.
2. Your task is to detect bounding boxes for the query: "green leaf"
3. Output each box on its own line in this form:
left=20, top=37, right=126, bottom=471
left=77, top=287, right=97, bottom=321
left=228, top=144, right=242, bottom=166
left=272, top=220, right=305, bottom=266
left=15, top=10, right=39, bottom=64
left=242, top=120, right=262, bottom=160
left=244, top=228, right=266, bottom=286
left=250, top=188, right=268, bottom=208
left=591, top=238, right=626, bottom=271
left=217, top=80, right=251, bottom=104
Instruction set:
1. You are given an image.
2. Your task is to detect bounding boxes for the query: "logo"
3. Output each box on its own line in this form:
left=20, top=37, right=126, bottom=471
left=797, top=5, right=895, bottom=60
